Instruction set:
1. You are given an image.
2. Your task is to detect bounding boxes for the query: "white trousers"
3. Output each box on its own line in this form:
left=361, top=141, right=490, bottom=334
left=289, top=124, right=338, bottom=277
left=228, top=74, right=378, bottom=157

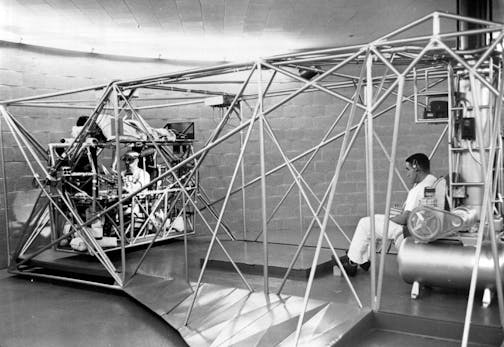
left=347, top=215, right=404, bottom=264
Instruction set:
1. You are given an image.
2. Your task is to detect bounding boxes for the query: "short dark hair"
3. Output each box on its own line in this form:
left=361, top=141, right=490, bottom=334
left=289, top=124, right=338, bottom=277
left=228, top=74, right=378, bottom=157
left=76, top=116, right=89, bottom=126
left=76, top=115, right=106, bottom=141
left=405, top=153, right=430, bottom=172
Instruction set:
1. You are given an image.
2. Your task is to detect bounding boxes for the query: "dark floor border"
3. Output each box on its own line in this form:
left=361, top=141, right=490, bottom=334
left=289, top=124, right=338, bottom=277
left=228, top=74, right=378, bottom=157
left=334, top=310, right=503, bottom=346
left=202, top=258, right=334, bottom=279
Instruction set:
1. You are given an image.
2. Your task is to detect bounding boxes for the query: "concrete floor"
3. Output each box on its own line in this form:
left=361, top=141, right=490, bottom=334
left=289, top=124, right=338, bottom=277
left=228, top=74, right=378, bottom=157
left=1, top=234, right=502, bottom=346
left=0, top=270, right=187, bottom=347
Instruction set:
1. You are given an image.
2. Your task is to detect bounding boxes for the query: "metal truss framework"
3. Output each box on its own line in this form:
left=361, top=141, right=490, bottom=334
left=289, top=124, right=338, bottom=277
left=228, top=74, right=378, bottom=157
left=1, top=12, right=504, bottom=346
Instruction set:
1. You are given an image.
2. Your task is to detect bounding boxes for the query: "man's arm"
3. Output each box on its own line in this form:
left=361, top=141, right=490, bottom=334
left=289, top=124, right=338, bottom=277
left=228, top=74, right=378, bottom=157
left=392, top=179, right=423, bottom=226
left=140, top=170, right=151, bottom=187
left=390, top=210, right=410, bottom=226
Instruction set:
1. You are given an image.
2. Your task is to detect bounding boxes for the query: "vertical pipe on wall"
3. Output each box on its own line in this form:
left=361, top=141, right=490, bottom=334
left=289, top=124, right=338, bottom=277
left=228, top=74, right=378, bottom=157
left=0, top=108, right=11, bottom=267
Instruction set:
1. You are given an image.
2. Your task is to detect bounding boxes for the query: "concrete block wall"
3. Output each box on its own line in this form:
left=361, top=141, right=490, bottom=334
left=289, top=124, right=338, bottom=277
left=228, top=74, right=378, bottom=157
left=0, top=42, right=448, bottom=268
left=192, top=81, right=449, bottom=247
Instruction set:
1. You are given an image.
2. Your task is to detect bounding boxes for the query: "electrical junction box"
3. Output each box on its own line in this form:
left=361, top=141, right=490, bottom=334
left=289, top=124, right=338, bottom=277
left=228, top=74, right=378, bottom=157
left=460, top=117, right=476, bottom=140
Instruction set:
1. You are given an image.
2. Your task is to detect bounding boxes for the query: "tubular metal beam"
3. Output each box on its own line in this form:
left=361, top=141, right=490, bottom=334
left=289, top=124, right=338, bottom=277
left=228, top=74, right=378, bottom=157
left=254, top=101, right=352, bottom=243
left=0, top=112, right=11, bottom=267
left=257, top=63, right=269, bottom=293
left=376, top=77, right=404, bottom=309
left=184, top=88, right=259, bottom=325
left=293, top=51, right=371, bottom=346
left=364, top=53, right=377, bottom=310
left=261, top=114, right=362, bottom=307
left=3, top=83, right=109, bottom=105
left=205, top=77, right=447, bottom=213
left=239, top=101, right=248, bottom=238
left=462, top=70, right=504, bottom=346
left=3, top=14, right=504, bottom=345
left=1, top=112, right=121, bottom=284
left=112, top=87, right=126, bottom=283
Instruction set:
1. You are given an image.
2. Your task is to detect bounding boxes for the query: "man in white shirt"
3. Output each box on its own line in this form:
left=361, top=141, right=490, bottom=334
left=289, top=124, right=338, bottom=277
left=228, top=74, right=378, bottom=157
left=121, top=151, right=150, bottom=194
left=340, top=153, right=437, bottom=276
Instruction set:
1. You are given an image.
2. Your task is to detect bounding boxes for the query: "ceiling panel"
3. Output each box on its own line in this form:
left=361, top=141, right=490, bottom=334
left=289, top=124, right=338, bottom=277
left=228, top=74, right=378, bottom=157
left=3, top=0, right=498, bottom=61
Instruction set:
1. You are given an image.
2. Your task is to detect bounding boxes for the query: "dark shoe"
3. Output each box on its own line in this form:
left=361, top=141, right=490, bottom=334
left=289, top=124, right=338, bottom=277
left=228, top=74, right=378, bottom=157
left=360, top=261, right=371, bottom=271
left=331, top=254, right=350, bottom=265
left=343, top=262, right=357, bottom=277
left=342, top=261, right=358, bottom=277
left=338, top=255, right=350, bottom=264
left=337, top=255, right=357, bottom=277
left=331, top=254, right=358, bottom=277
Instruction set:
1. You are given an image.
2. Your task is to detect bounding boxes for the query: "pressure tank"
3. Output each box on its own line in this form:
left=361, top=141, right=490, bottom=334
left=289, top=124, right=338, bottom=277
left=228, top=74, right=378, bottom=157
left=397, top=237, right=504, bottom=290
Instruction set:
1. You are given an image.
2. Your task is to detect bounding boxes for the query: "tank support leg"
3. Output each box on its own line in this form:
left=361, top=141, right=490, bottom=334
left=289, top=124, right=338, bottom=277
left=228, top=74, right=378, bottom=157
left=411, top=281, right=420, bottom=299
left=482, top=288, right=493, bottom=308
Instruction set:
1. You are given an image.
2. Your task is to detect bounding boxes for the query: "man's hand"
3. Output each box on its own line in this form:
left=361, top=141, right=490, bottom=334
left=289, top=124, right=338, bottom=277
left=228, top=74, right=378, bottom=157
left=390, top=210, right=410, bottom=226
left=389, top=207, right=402, bottom=218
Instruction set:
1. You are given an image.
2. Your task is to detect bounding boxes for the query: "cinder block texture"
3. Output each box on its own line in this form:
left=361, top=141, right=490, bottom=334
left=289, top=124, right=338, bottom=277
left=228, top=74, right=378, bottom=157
left=0, top=43, right=448, bottom=268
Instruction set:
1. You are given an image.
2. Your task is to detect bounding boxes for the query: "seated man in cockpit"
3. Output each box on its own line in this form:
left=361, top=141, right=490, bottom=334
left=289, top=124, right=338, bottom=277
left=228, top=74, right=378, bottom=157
left=121, top=151, right=150, bottom=194
left=120, top=151, right=151, bottom=237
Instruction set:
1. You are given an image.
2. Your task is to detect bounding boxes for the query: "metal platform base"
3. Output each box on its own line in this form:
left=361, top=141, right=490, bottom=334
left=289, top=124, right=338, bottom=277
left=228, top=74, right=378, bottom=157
left=202, top=240, right=334, bottom=280
left=336, top=311, right=503, bottom=347
left=17, top=249, right=116, bottom=284
left=124, top=275, right=369, bottom=346
left=124, top=275, right=502, bottom=346
left=11, top=239, right=504, bottom=346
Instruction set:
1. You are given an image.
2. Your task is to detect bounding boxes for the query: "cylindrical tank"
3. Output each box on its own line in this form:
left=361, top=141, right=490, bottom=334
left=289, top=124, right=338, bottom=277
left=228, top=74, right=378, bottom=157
left=398, top=237, right=504, bottom=290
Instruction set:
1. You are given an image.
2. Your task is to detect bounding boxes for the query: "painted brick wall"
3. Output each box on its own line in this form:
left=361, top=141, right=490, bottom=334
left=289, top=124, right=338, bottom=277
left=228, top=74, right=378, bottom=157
left=0, top=42, right=448, bottom=268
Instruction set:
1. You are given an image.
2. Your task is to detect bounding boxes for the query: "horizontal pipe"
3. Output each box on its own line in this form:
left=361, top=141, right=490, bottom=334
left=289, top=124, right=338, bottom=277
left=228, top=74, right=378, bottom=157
left=8, top=270, right=122, bottom=290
